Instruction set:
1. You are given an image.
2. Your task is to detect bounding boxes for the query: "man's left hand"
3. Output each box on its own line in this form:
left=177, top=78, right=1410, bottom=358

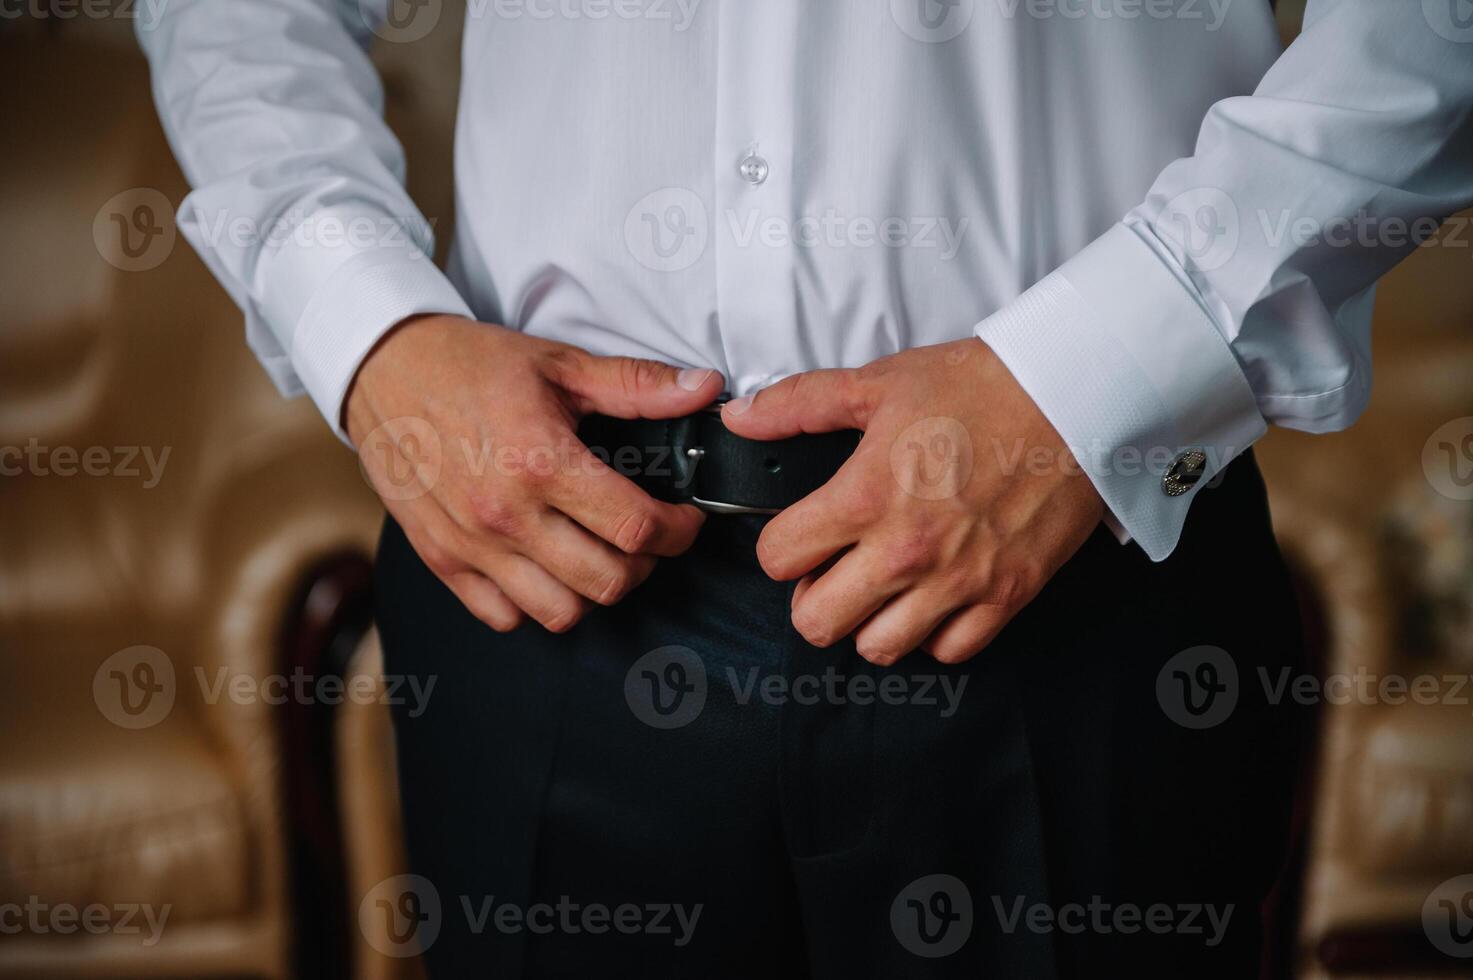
left=722, top=338, right=1105, bottom=666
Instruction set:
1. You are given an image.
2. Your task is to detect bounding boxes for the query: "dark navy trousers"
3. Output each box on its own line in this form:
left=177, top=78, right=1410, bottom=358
left=375, top=453, right=1304, bottom=979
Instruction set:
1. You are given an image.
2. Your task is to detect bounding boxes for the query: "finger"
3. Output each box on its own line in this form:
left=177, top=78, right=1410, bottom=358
left=392, top=503, right=477, bottom=583
left=558, top=351, right=724, bottom=419
left=754, top=465, right=872, bottom=580
left=853, top=585, right=964, bottom=667
left=484, top=554, right=590, bottom=633
left=921, top=603, right=1012, bottom=664
left=789, top=544, right=907, bottom=649
left=721, top=368, right=872, bottom=440
left=393, top=510, right=528, bottom=631
left=789, top=550, right=843, bottom=609
left=545, top=446, right=706, bottom=556
left=515, top=510, right=659, bottom=606
left=444, top=570, right=524, bottom=632
left=791, top=573, right=815, bottom=610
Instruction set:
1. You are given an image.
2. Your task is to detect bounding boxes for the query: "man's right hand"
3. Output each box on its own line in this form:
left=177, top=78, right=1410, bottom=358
left=345, top=314, right=723, bottom=633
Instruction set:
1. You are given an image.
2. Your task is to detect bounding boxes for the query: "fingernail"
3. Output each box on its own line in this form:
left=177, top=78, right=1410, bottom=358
left=725, top=395, right=752, bottom=415
left=678, top=368, right=715, bottom=392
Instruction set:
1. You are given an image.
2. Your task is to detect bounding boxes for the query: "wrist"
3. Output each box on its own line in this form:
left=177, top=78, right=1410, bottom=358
left=342, top=313, right=473, bottom=446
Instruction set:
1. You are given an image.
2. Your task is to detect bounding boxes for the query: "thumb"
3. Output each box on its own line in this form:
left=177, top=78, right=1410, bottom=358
left=559, top=353, right=723, bottom=419
left=721, top=368, right=870, bottom=440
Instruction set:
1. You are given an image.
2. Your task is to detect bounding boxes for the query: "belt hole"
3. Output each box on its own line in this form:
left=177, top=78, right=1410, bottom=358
left=763, top=456, right=782, bottom=473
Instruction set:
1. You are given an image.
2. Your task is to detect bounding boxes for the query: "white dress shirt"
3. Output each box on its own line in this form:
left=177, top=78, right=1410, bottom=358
left=139, top=0, right=1473, bottom=560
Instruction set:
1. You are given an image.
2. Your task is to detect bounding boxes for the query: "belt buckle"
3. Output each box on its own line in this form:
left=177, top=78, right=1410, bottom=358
left=685, top=404, right=780, bottom=516
left=691, top=496, right=779, bottom=516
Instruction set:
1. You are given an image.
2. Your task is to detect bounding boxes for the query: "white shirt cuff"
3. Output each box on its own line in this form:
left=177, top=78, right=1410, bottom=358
left=287, top=247, right=472, bottom=443
left=975, top=222, right=1266, bottom=562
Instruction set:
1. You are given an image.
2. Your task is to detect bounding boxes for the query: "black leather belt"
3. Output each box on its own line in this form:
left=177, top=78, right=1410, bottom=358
left=577, top=406, right=862, bottom=514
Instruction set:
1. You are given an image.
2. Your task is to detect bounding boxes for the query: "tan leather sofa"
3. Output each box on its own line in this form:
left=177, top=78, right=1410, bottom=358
left=0, top=37, right=383, bottom=979
left=335, top=633, right=426, bottom=980
left=1258, top=254, right=1473, bottom=975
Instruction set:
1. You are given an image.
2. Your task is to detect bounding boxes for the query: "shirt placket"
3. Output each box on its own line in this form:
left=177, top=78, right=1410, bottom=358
left=712, top=0, right=801, bottom=397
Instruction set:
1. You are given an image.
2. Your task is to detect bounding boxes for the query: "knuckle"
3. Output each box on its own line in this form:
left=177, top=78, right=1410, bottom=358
left=543, top=604, right=583, bottom=634
left=931, top=642, right=973, bottom=666
left=754, top=536, right=790, bottom=580
left=591, top=564, right=636, bottom=606
left=517, top=448, right=561, bottom=490
left=538, top=344, right=582, bottom=384
left=620, top=357, right=667, bottom=397
left=635, top=358, right=668, bottom=391
left=933, top=566, right=976, bottom=604
left=493, top=609, right=525, bottom=632
left=882, top=528, right=936, bottom=580
left=612, top=507, right=657, bottom=554
left=783, top=371, right=812, bottom=407
left=791, top=607, right=836, bottom=649
left=854, top=358, right=890, bottom=384
left=417, top=541, right=457, bottom=578
left=832, top=477, right=884, bottom=524
left=855, top=638, right=901, bottom=667
left=856, top=485, right=891, bottom=524
left=469, top=492, right=525, bottom=538
left=479, top=608, right=513, bottom=632
left=985, top=567, right=1033, bottom=611
left=844, top=368, right=881, bottom=423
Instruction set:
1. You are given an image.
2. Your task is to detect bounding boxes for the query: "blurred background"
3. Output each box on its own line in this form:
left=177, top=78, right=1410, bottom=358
left=2, top=1, right=1471, bottom=977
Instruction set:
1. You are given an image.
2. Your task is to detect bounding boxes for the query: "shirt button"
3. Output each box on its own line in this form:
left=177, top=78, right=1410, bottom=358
left=1162, top=449, right=1207, bottom=497
left=738, top=153, right=769, bottom=186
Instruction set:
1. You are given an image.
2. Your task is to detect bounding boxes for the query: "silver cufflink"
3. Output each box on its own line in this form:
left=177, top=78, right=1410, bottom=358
left=1162, top=449, right=1207, bottom=497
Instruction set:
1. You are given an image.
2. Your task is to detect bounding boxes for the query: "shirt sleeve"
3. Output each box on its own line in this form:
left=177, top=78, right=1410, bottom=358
left=976, top=0, right=1473, bottom=561
left=137, top=0, right=473, bottom=441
